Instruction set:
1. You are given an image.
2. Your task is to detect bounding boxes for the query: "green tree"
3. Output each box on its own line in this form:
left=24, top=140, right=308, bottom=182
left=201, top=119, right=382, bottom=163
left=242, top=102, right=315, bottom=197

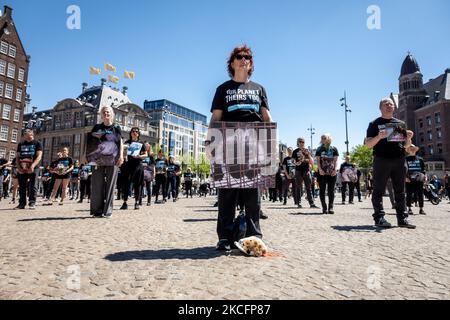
left=348, top=145, right=373, bottom=172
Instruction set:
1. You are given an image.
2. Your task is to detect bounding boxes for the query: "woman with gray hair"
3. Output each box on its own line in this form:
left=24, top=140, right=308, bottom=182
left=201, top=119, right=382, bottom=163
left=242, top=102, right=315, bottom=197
left=89, top=106, right=124, bottom=218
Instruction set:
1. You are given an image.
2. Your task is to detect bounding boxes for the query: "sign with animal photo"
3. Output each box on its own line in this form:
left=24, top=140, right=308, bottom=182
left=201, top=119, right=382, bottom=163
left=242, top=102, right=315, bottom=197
left=379, top=123, right=407, bottom=142
left=341, top=167, right=358, bottom=183
left=207, top=122, right=278, bottom=189
left=86, top=131, right=119, bottom=166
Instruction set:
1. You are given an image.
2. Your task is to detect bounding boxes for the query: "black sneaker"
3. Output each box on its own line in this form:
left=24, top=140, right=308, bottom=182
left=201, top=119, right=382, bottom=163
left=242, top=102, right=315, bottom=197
left=310, top=204, right=318, bottom=209
left=134, top=203, right=140, bottom=210
left=29, top=204, right=36, bottom=210
left=375, top=217, right=392, bottom=228
left=398, top=219, right=416, bottom=229
left=14, top=205, right=26, bottom=210
left=322, top=209, right=327, bottom=214
left=120, top=203, right=128, bottom=210
left=216, top=239, right=231, bottom=251
left=419, top=209, right=426, bottom=215
left=260, top=212, right=268, bottom=220
left=328, top=208, right=335, bottom=214
left=408, top=208, right=413, bottom=215
left=283, top=200, right=287, bottom=205
left=349, top=202, right=354, bottom=205
left=297, top=204, right=303, bottom=209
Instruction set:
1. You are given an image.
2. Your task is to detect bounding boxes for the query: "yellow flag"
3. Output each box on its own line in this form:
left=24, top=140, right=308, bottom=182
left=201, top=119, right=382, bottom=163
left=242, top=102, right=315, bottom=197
left=124, top=70, right=135, bottom=80
left=105, top=63, right=117, bottom=73
left=108, top=75, right=119, bottom=84
left=89, top=67, right=101, bottom=75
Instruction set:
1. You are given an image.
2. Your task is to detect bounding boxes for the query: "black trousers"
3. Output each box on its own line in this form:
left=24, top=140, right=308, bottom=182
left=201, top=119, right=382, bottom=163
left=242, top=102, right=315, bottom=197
left=166, top=175, right=177, bottom=199
left=79, top=177, right=91, bottom=201
left=122, top=163, right=144, bottom=203
left=295, top=170, right=314, bottom=205
left=283, top=178, right=297, bottom=203
left=354, top=180, right=361, bottom=201
left=154, top=174, right=167, bottom=201
left=42, top=180, right=52, bottom=199
left=185, top=181, right=193, bottom=197
left=318, top=175, right=336, bottom=210
left=2, top=181, right=8, bottom=198
left=217, top=189, right=262, bottom=242
left=372, top=156, right=407, bottom=220
left=406, top=181, right=424, bottom=208
left=341, top=182, right=354, bottom=203
left=18, top=170, right=39, bottom=207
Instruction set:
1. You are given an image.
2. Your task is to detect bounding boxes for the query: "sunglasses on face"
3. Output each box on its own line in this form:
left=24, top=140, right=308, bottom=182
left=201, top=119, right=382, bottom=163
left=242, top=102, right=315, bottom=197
left=131, top=130, right=139, bottom=133
left=235, top=54, right=252, bottom=61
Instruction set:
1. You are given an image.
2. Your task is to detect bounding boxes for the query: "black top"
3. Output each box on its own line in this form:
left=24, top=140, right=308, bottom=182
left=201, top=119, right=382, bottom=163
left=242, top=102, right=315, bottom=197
left=71, top=167, right=80, bottom=179
left=155, top=158, right=169, bottom=175
left=80, top=165, right=93, bottom=180
left=315, top=145, right=339, bottom=176
left=211, top=80, right=269, bottom=122
left=366, top=117, right=407, bottom=159
left=17, top=140, right=43, bottom=162
left=406, top=155, right=425, bottom=178
left=167, top=162, right=181, bottom=178
left=292, top=148, right=312, bottom=172
left=282, top=156, right=296, bottom=179
left=125, top=139, right=146, bottom=167
left=184, top=172, right=193, bottom=181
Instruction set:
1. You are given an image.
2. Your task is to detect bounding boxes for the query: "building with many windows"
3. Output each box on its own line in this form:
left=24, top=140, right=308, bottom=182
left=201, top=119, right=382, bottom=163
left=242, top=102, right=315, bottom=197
left=0, top=6, right=30, bottom=161
left=25, top=80, right=158, bottom=166
left=394, top=53, right=450, bottom=176
left=144, top=99, right=208, bottom=162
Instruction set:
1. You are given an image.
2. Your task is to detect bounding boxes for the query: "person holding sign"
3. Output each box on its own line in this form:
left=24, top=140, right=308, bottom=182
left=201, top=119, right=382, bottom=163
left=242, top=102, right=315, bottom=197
left=120, top=127, right=147, bottom=210
left=365, top=97, right=415, bottom=229
left=315, top=134, right=339, bottom=214
left=208, top=45, right=273, bottom=251
left=15, top=129, right=43, bottom=210
left=89, top=106, right=124, bottom=218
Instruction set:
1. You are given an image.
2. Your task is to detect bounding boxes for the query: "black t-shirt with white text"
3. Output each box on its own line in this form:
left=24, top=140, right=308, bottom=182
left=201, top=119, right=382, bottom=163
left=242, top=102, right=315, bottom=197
left=211, top=80, right=269, bottom=122
left=125, top=139, right=146, bottom=167
left=366, top=117, right=407, bottom=159
left=167, top=162, right=181, bottom=178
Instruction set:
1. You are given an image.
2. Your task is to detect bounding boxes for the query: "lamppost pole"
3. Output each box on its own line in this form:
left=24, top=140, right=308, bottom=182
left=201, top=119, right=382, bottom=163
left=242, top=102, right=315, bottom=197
left=307, top=124, right=315, bottom=153
left=340, top=91, right=351, bottom=156
left=162, top=105, right=167, bottom=154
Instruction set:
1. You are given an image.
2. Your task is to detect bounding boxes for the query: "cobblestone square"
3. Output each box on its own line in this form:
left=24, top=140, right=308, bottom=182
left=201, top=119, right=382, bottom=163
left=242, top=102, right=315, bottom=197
left=0, top=196, right=449, bottom=300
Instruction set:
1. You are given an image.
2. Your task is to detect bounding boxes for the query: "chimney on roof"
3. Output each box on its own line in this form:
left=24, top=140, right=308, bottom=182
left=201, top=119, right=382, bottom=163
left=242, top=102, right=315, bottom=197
left=101, top=78, right=107, bottom=86
left=122, top=86, right=128, bottom=96
left=82, top=82, right=88, bottom=93
left=3, top=6, right=12, bottom=18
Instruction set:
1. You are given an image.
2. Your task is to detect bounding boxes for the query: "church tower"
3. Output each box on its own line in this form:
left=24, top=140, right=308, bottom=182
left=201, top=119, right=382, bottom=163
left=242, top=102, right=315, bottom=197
left=395, top=53, right=428, bottom=142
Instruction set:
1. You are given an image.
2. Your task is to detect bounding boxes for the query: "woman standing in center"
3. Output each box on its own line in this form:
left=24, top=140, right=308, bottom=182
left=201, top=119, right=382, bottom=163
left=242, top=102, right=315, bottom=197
left=209, top=45, right=273, bottom=251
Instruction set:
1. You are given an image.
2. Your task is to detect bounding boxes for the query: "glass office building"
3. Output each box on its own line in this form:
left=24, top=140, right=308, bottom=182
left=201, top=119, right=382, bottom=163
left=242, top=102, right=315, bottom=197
left=144, top=99, right=208, bottom=162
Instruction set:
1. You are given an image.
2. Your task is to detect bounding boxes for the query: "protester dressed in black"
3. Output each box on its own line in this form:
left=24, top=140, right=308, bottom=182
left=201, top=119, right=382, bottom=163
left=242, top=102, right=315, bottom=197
left=120, top=127, right=147, bottom=210
left=282, top=148, right=297, bottom=206
left=154, top=150, right=169, bottom=204
left=208, top=45, right=273, bottom=251
left=405, top=145, right=426, bottom=215
left=15, top=129, right=43, bottom=210
left=293, top=138, right=317, bottom=208
left=315, top=134, right=339, bottom=214
left=365, top=97, right=415, bottom=228
left=339, top=155, right=357, bottom=205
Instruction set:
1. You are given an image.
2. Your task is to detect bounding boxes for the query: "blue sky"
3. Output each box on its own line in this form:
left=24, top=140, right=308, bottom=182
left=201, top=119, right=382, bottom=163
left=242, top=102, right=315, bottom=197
left=5, top=0, right=450, bottom=157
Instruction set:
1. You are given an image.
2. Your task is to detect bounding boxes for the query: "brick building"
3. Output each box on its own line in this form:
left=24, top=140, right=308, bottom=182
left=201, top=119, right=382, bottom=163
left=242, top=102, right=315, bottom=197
left=394, top=53, right=450, bottom=176
left=0, top=6, right=30, bottom=161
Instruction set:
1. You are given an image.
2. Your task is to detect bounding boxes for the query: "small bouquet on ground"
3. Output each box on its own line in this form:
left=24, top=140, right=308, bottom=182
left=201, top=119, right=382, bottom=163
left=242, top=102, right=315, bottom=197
left=234, top=236, right=268, bottom=257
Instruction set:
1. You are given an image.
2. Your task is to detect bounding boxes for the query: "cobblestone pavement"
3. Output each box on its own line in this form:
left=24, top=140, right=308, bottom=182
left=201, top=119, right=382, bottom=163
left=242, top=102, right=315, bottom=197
left=0, top=195, right=449, bottom=300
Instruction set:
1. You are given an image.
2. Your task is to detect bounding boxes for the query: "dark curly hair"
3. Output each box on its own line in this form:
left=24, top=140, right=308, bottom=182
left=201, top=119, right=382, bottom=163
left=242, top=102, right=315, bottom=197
left=227, top=45, right=254, bottom=78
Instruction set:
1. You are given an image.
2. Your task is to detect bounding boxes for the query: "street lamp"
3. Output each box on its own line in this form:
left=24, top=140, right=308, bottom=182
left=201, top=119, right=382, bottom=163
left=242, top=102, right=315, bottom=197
left=162, top=105, right=168, bottom=154
left=307, top=124, right=316, bottom=153
left=340, top=91, right=352, bottom=156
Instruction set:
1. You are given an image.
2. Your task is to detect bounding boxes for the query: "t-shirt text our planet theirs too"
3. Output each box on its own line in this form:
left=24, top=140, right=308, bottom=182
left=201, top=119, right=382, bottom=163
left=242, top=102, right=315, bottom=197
left=225, top=89, right=261, bottom=104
